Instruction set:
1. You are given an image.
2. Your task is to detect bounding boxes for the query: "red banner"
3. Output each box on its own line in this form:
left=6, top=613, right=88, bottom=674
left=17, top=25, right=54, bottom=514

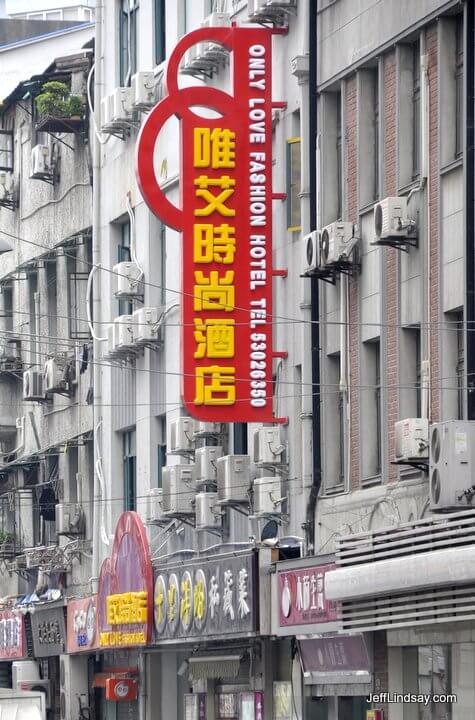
left=136, top=26, right=284, bottom=423
left=0, top=610, right=26, bottom=659
left=278, top=564, right=339, bottom=627
left=105, top=678, right=138, bottom=702
left=67, top=596, right=98, bottom=653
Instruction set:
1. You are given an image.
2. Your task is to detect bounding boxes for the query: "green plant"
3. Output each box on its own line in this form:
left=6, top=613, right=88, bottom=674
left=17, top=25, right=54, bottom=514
left=0, top=530, right=14, bottom=546
left=67, top=94, right=84, bottom=118
left=35, top=81, right=84, bottom=119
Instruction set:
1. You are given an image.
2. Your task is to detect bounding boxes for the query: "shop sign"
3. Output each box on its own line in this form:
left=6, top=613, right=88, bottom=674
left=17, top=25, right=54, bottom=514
left=273, top=682, right=291, bottom=720
left=0, top=610, right=26, bottom=659
left=184, top=694, right=206, bottom=720
left=97, top=512, right=153, bottom=649
left=299, top=635, right=371, bottom=674
left=105, top=678, right=138, bottom=702
left=153, top=553, right=256, bottom=641
left=136, top=25, right=285, bottom=424
left=67, top=596, right=98, bottom=653
left=30, top=605, right=66, bottom=657
left=241, top=692, right=264, bottom=720
left=278, top=564, right=339, bottom=628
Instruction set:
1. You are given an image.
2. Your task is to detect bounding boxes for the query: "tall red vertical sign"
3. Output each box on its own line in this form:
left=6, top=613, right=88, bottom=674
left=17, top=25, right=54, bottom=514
left=136, top=26, right=285, bottom=423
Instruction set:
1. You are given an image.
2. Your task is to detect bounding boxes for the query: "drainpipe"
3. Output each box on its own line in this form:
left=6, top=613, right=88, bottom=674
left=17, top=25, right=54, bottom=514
left=306, top=0, right=321, bottom=552
left=91, top=0, right=103, bottom=594
left=466, top=1, right=475, bottom=419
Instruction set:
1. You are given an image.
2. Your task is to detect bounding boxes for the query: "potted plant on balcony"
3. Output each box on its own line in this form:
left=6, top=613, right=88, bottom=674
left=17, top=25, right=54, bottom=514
left=0, top=530, right=15, bottom=556
left=35, top=81, right=86, bottom=132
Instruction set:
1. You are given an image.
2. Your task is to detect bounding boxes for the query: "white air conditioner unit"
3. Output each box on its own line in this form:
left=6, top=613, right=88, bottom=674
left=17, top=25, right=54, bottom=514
left=201, top=13, right=231, bottom=61
left=148, top=488, right=164, bottom=523
left=169, top=417, right=195, bottom=454
left=394, top=418, right=429, bottom=462
left=12, top=660, right=40, bottom=688
left=374, top=196, right=416, bottom=241
left=114, top=261, right=143, bottom=298
left=23, top=370, right=44, bottom=401
left=44, top=358, right=68, bottom=394
left=114, top=314, right=135, bottom=350
left=56, top=503, right=85, bottom=536
left=195, top=446, right=223, bottom=487
left=106, top=323, right=120, bottom=359
left=131, top=71, right=156, bottom=111
left=59, top=655, right=88, bottom=720
left=111, top=87, right=134, bottom=124
left=217, top=455, right=251, bottom=503
left=18, top=680, right=52, bottom=709
left=253, top=426, right=285, bottom=465
left=30, top=145, right=51, bottom=179
left=133, top=306, right=162, bottom=345
left=253, top=476, right=284, bottom=515
left=248, top=0, right=296, bottom=20
left=193, top=421, right=223, bottom=438
left=319, top=222, right=355, bottom=266
left=195, top=492, right=221, bottom=530
left=303, top=230, right=320, bottom=274
left=181, top=43, right=209, bottom=74
left=101, top=94, right=114, bottom=131
left=430, top=421, right=475, bottom=511
left=162, top=465, right=195, bottom=515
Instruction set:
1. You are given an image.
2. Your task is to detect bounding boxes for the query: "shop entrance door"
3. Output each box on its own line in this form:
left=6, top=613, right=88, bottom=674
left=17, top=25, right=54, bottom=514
left=338, top=697, right=367, bottom=720
left=305, top=697, right=329, bottom=719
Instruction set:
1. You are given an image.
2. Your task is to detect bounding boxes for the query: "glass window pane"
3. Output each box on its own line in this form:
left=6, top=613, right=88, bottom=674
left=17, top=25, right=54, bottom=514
left=287, top=139, right=301, bottom=230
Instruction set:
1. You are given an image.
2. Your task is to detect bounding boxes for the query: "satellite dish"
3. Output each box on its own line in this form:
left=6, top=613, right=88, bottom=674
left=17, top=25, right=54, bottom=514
left=261, top=520, right=278, bottom=543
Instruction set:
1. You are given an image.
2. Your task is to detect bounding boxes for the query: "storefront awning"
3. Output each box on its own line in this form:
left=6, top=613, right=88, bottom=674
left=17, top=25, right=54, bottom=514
left=188, top=654, right=243, bottom=680
left=298, top=637, right=372, bottom=696
left=325, top=545, right=475, bottom=601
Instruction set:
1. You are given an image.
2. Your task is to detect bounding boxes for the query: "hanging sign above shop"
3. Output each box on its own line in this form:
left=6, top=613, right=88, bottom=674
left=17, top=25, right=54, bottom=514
left=105, top=678, right=138, bottom=702
left=97, top=512, right=153, bottom=649
left=0, top=610, right=26, bottom=660
left=136, top=25, right=285, bottom=424
left=153, top=552, right=257, bottom=641
left=67, top=596, right=98, bottom=653
left=30, top=604, right=67, bottom=657
left=278, top=563, right=339, bottom=630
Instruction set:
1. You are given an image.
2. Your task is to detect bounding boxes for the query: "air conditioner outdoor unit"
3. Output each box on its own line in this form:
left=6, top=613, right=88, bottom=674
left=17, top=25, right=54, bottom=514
left=114, top=261, right=143, bottom=298
left=195, top=492, right=221, bottom=530
left=170, top=417, right=195, bottom=454
left=131, top=71, right=156, bottom=111
left=265, top=0, right=297, bottom=6
left=193, top=421, right=223, bottom=438
left=253, top=426, right=285, bottom=465
left=201, top=13, right=231, bottom=61
left=195, top=446, right=223, bottom=487
left=162, top=465, right=195, bottom=515
left=394, top=418, right=429, bottom=462
left=59, top=655, right=88, bottom=720
left=148, top=488, right=164, bottom=523
left=56, top=503, right=85, bottom=536
left=374, top=196, right=415, bottom=241
left=106, top=323, right=120, bottom=359
left=44, top=358, right=68, bottom=394
left=12, top=660, right=40, bottom=687
left=319, top=222, right=355, bottom=266
left=18, top=680, right=51, bottom=709
left=114, top=314, right=135, bottom=350
left=217, top=455, right=251, bottom=503
left=30, top=145, right=51, bottom=179
left=111, top=87, right=134, bottom=124
left=23, top=370, right=44, bottom=401
left=181, top=43, right=209, bottom=74
left=133, top=306, right=162, bottom=345
left=253, top=476, right=284, bottom=515
left=303, top=230, right=320, bottom=274
left=101, top=94, right=114, bottom=131
left=430, top=421, right=475, bottom=511
left=248, top=0, right=295, bottom=20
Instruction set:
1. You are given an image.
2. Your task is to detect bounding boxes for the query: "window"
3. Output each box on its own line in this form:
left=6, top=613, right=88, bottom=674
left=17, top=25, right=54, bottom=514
left=400, top=326, right=421, bottom=420
left=123, top=429, right=136, bottom=511
left=456, top=314, right=464, bottom=419
left=336, top=92, right=342, bottom=219
left=373, top=71, right=380, bottom=201
left=286, top=138, right=301, bottom=231
left=0, top=131, right=13, bottom=173
left=155, top=0, right=166, bottom=65
left=119, top=0, right=139, bottom=86
left=324, top=353, right=345, bottom=492
left=361, top=339, right=382, bottom=481
left=412, top=40, right=421, bottom=180
left=358, top=67, right=379, bottom=207
left=157, top=415, right=166, bottom=488
left=118, top=221, right=133, bottom=316
left=233, top=423, right=247, bottom=455
left=455, top=15, right=464, bottom=158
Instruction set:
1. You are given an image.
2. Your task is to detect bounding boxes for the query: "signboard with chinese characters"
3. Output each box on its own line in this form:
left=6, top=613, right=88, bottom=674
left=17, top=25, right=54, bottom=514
left=136, top=26, right=285, bottom=424
left=30, top=605, right=66, bottom=657
left=67, top=596, right=98, bottom=653
left=278, top=564, right=339, bottom=629
left=0, top=610, right=26, bottom=659
left=153, top=553, right=257, bottom=641
left=298, top=636, right=371, bottom=674
left=97, top=512, right=153, bottom=649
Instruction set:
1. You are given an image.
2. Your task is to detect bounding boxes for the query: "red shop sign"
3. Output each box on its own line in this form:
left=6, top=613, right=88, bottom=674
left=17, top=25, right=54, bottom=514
left=105, top=678, right=138, bottom=702
left=136, top=25, right=286, bottom=424
left=278, top=564, right=339, bottom=627
left=0, top=610, right=26, bottom=659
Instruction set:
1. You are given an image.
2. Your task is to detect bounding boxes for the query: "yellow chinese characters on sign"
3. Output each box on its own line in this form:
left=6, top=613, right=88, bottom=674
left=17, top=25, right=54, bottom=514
left=192, top=127, right=238, bottom=409
left=194, top=579, right=205, bottom=621
left=106, top=592, right=148, bottom=626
